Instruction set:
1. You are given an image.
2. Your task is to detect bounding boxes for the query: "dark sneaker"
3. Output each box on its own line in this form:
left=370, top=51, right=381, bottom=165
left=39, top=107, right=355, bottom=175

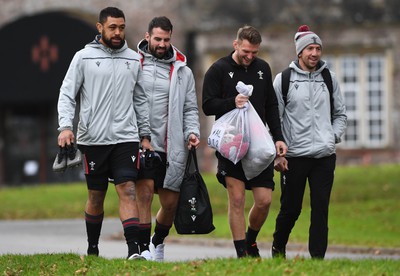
left=87, top=244, right=99, bottom=256
left=247, top=242, right=260, bottom=258
left=236, top=250, right=248, bottom=258
left=271, top=246, right=286, bottom=259
left=66, top=144, right=82, bottom=168
left=52, top=147, right=67, bottom=172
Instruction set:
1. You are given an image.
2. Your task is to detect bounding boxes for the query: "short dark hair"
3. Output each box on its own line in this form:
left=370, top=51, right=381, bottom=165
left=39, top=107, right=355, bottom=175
left=236, top=25, right=262, bottom=45
left=148, top=16, right=173, bottom=34
left=98, top=7, right=125, bottom=24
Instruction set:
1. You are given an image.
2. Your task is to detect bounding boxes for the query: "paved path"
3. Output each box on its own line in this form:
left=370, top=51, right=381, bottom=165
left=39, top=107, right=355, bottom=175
left=0, top=219, right=398, bottom=261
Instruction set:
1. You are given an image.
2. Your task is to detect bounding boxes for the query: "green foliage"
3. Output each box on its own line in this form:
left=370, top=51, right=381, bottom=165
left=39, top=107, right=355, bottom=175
left=1, top=253, right=399, bottom=276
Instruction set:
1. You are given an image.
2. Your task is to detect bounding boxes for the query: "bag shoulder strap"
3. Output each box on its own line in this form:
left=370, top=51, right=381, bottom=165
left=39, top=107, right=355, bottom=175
left=321, top=67, right=334, bottom=120
left=281, top=67, right=291, bottom=106
left=281, top=66, right=334, bottom=121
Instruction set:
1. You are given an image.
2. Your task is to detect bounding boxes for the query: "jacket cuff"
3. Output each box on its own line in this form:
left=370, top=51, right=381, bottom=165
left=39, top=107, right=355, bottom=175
left=58, top=126, right=72, bottom=132
left=140, top=135, right=151, bottom=142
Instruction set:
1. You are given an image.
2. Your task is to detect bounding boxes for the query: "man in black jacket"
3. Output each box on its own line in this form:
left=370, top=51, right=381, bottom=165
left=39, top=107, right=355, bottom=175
left=202, top=25, right=288, bottom=258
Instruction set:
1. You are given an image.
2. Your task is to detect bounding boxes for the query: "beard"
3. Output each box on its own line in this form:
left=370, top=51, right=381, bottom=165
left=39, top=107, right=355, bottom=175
left=148, top=42, right=168, bottom=59
left=101, top=31, right=124, bottom=49
left=234, top=51, right=253, bottom=67
left=238, top=56, right=250, bottom=67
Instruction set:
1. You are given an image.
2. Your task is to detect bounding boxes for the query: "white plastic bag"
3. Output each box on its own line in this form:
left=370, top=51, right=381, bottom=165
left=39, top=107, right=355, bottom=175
left=241, top=102, right=276, bottom=180
left=207, top=107, right=249, bottom=164
left=236, top=81, right=253, bottom=96
left=207, top=81, right=253, bottom=164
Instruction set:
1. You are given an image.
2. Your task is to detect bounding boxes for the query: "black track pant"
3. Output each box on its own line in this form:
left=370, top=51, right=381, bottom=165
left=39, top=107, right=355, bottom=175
left=272, top=154, right=336, bottom=258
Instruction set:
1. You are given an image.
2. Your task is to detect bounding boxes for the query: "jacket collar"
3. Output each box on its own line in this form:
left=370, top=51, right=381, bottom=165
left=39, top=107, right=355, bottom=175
left=85, top=35, right=128, bottom=54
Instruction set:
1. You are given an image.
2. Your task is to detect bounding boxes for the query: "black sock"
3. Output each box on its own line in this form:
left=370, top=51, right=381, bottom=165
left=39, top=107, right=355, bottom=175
left=151, top=220, right=171, bottom=247
left=139, top=223, right=151, bottom=252
left=122, top=218, right=140, bottom=257
left=246, top=227, right=260, bottom=245
left=85, top=212, right=104, bottom=256
left=234, top=239, right=247, bottom=258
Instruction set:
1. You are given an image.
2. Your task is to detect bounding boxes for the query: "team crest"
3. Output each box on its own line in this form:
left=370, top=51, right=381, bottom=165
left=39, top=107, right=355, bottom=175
left=89, top=161, right=96, bottom=171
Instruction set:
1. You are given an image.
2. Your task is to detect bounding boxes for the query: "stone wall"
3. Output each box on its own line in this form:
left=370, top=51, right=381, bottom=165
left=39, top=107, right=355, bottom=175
left=0, top=0, right=188, bottom=50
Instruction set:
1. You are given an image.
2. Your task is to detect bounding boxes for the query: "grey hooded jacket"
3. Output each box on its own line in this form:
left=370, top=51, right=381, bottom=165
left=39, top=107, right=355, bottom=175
left=137, top=39, right=200, bottom=192
left=58, top=36, right=150, bottom=145
left=273, top=60, right=347, bottom=158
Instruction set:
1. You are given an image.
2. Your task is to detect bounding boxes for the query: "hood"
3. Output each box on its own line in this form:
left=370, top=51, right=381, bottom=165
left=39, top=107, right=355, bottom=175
left=137, top=39, right=186, bottom=65
left=85, top=35, right=128, bottom=54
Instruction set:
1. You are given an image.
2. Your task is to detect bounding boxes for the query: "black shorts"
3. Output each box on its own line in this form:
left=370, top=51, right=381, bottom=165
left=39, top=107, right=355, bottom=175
left=215, top=152, right=275, bottom=191
left=78, top=142, right=140, bottom=191
left=138, top=151, right=167, bottom=190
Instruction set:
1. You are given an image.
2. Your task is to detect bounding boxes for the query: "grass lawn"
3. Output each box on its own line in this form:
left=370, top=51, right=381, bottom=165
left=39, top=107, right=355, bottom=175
left=1, top=253, right=399, bottom=276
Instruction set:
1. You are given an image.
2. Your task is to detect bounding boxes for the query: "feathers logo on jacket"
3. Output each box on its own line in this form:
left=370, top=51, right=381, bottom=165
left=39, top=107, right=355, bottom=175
left=229, top=72, right=234, bottom=78
left=257, top=70, right=264, bottom=79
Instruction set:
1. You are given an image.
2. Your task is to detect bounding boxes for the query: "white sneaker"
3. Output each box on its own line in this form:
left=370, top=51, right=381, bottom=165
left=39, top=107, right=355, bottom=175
left=140, top=250, right=153, bottom=261
left=150, top=242, right=165, bottom=262
left=127, top=253, right=145, bottom=260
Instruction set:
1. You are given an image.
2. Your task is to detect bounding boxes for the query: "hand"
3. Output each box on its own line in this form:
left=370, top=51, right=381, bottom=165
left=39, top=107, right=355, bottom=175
left=140, top=139, right=153, bottom=151
left=188, top=134, right=200, bottom=149
left=275, top=141, right=288, bottom=157
left=274, top=156, right=289, bottom=172
left=235, top=94, right=249, bottom=109
left=58, top=129, right=74, bottom=147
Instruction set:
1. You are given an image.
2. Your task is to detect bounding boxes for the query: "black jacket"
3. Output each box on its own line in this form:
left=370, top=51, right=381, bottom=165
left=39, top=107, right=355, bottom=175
left=202, top=52, right=284, bottom=142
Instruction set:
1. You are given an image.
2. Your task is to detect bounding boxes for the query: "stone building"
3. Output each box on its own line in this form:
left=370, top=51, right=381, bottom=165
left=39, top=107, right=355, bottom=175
left=0, top=0, right=399, bottom=185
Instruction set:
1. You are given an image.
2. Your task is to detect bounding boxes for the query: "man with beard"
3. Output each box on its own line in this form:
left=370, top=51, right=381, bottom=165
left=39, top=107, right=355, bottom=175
left=135, top=16, right=200, bottom=261
left=202, top=25, right=288, bottom=258
left=56, top=7, right=152, bottom=260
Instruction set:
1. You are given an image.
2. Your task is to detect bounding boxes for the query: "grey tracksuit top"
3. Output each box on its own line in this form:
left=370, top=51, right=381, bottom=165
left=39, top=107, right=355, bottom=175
left=57, top=36, right=150, bottom=145
left=273, top=60, right=347, bottom=158
left=137, top=39, right=200, bottom=192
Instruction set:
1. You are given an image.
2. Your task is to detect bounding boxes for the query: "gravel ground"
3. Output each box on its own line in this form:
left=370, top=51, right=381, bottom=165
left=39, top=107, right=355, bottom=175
left=1, top=218, right=398, bottom=261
